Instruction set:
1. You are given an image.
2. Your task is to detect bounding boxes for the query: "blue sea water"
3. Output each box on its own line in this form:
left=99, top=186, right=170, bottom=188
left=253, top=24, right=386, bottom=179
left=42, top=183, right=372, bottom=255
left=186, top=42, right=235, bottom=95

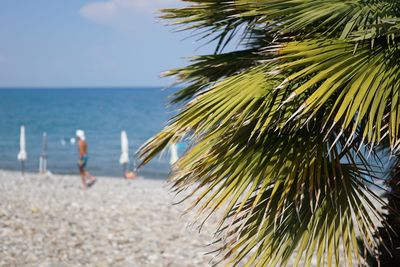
left=0, top=88, right=177, bottom=178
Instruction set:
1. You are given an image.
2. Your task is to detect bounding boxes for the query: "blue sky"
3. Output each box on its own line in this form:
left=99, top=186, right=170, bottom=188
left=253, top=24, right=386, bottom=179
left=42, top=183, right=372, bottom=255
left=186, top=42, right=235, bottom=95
left=0, top=0, right=212, bottom=87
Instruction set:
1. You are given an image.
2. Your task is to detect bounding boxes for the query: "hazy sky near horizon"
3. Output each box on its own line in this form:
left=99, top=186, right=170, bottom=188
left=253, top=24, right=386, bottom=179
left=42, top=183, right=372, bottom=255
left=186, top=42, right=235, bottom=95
left=0, top=0, right=212, bottom=87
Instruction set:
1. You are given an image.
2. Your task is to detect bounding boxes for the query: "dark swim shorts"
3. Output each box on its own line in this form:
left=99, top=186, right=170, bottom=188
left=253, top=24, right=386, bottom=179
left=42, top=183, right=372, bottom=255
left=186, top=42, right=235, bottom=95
left=78, top=155, right=88, bottom=168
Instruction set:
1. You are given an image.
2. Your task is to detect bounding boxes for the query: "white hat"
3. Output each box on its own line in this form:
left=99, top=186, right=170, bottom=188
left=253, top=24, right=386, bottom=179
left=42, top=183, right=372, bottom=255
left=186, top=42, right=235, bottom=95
left=76, top=129, right=86, bottom=141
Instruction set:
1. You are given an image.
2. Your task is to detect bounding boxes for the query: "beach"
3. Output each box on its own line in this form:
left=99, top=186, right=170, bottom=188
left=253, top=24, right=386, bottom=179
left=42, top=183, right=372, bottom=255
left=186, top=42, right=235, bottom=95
left=0, top=170, right=221, bottom=267
left=0, top=170, right=385, bottom=267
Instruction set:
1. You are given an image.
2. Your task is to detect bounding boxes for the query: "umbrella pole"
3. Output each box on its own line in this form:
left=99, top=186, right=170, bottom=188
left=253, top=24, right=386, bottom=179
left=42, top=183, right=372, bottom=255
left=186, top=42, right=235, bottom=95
left=123, top=163, right=127, bottom=177
left=21, top=161, right=25, bottom=176
left=39, top=132, right=48, bottom=175
left=39, top=157, right=43, bottom=174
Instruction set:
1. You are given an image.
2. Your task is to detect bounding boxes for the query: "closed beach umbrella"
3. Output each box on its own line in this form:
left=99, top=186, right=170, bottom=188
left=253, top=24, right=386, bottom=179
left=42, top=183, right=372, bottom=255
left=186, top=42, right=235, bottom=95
left=39, top=132, right=48, bottom=174
left=169, top=143, right=178, bottom=166
left=119, top=131, right=129, bottom=171
left=17, top=125, right=27, bottom=175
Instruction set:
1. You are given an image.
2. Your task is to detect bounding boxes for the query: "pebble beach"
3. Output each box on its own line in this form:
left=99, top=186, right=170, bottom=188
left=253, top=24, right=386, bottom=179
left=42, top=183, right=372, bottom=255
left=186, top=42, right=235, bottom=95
left=0, top=171, right=221, bottom=267
left=0, top=170, right=385, bottom=267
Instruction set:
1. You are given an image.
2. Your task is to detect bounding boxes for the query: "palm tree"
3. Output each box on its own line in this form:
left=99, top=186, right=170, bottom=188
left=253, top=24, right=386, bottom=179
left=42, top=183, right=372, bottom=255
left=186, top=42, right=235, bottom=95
left=139, top=1, right=400, bottom=266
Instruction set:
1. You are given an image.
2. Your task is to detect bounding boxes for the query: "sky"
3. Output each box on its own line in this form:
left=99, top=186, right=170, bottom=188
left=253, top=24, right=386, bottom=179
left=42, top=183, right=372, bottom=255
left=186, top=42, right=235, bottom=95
left=0, top=0, right=213, bottom=87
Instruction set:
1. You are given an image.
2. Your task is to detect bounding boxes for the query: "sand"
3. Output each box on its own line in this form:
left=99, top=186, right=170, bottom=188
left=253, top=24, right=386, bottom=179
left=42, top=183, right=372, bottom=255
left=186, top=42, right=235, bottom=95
left=0, top=170, right=221, bottom=267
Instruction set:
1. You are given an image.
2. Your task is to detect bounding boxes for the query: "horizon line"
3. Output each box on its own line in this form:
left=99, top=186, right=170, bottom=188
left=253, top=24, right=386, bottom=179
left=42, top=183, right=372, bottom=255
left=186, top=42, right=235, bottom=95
left=0, top=85, right=179, bottom=90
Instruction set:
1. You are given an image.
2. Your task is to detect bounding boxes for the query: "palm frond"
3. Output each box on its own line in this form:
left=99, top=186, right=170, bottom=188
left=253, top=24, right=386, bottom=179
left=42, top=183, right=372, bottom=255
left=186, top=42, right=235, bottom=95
left=138, top=0, right=400, bottom=265
left=275, top=40, right=400, bottom=150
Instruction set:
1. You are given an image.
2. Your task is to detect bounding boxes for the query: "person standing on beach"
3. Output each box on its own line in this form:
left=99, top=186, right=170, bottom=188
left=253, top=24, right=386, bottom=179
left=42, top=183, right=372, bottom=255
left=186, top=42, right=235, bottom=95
left=76, top=129, right=96, bottom=190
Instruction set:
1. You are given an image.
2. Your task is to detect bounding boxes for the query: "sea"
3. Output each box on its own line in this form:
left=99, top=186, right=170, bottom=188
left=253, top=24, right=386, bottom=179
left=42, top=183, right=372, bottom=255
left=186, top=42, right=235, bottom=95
left=0, top=88, right=178, bottom=179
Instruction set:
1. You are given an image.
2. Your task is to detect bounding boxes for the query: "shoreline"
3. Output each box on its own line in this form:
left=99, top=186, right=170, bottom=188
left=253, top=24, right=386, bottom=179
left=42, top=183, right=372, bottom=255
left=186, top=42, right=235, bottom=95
left=0, top=168, right=170, bottom=181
